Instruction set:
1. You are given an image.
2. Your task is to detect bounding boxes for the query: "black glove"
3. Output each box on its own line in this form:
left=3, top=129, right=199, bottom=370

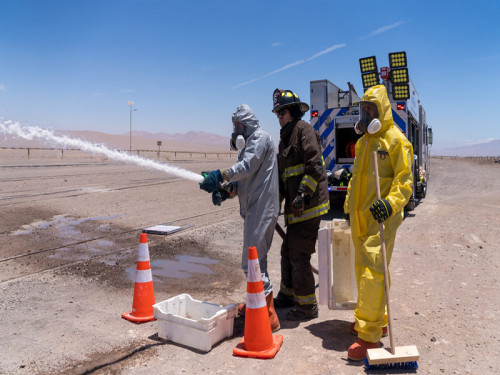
left=220, top=181, right=235, bottom=197
left=340, top=169, right=352, bottom=182
left=292, top=193, right=305, bottom=217
left=212, top=189, right=230, bottom=206
left=369, top=199, right=393, bottom=223
left=199, top=170, right=223, bottom=193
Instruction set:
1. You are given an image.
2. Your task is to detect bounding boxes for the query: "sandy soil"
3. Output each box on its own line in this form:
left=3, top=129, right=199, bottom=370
left=0, top=153, right=498, bottom=375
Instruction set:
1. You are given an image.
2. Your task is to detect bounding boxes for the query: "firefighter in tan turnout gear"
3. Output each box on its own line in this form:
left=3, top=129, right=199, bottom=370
left=272, top=89, right=329, bottom=321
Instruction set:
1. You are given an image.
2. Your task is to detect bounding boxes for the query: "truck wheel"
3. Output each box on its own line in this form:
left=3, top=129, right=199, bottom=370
left=405, top=200, right=416, bottom=211
left=416, top=184, right=427, bottom=199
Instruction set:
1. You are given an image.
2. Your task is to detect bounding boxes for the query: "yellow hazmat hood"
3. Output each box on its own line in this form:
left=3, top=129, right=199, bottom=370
left=360, top=85, right=394, bottom=134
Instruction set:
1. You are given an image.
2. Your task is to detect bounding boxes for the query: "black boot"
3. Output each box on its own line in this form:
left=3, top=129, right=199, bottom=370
left=285, top=304, right=318, bottom=321
left=273, top=292, right=294, bottom=309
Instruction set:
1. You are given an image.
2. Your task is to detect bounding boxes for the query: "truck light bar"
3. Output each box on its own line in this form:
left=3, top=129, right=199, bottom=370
left=359, top=56, right=378, bottom=73
left=392, top=84, right=410, bottom=100
left=389, top=51, right=407, bottom=68
left=362, top=72, right=380, bottom=89
left=390, top=68, right=409, bottom=84
left=360, top=56, right=380, bottom=90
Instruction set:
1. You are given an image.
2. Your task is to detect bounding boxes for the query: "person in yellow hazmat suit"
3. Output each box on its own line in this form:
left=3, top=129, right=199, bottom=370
left=343, top=84, right=413, bottom=361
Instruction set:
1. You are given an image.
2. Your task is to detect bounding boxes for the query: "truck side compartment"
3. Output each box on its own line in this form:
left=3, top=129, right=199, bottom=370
left=310, top=66, right=432, bottom=212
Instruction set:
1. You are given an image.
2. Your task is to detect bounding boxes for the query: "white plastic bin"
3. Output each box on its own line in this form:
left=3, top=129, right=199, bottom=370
left=153, top=294, right=237, bottom=352
left=318, top=219, right=357, bottom=309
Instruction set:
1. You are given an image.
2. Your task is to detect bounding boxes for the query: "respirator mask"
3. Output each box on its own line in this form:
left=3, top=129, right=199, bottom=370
left=355, top=101, right=382, bottom=135
left=230, top=122, right=246, bottom=151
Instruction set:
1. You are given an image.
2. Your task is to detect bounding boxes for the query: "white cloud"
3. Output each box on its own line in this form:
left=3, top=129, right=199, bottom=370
left=465, top=137, right=500, bottom=145
left=122, top=89, right=134, bottom=93
left=359, top=21, right=405, bottom=40
left=305, top=44, right=346, bottom=62
left=271, top=42, right=282, bottom=47
left=464, top=55, right=500, bottom=63
left=0, top=84, right=5, bottom=91
left=232, top=43, right=346, bottom=89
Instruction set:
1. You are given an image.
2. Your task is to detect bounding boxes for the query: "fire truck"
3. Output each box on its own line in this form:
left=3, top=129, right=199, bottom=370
left=310, top=51, right=432, bottom=211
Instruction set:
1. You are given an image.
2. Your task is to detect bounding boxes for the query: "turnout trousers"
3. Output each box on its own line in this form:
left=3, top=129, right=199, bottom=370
left=278, top=217, right=321, bottom=307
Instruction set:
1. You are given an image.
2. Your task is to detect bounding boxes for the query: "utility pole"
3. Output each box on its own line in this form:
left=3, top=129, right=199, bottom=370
left=128, top=101, right=137, bottom=153
left=157, top=141, right=162, bottom=158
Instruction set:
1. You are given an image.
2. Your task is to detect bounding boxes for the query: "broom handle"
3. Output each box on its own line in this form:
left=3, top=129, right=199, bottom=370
left=372, top=151, right=396, bottom=354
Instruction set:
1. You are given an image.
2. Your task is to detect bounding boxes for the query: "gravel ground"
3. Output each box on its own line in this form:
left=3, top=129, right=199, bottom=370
left=0, top=156, right=498, bottom=375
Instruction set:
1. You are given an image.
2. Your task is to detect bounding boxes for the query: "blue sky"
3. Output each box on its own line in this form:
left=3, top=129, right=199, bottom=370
left=1, top=0, right=499, bottom=151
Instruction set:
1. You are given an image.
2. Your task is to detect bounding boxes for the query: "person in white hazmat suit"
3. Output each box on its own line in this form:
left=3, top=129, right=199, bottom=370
left=199, top=104, right=280, bottom=332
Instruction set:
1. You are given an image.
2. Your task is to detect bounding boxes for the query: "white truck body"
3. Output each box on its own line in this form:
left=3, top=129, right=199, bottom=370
left=387, top=79, right=431, bottom=207
left=310, top=78, right=431, bottom=210
left=310, top=80, right=361, bottom=203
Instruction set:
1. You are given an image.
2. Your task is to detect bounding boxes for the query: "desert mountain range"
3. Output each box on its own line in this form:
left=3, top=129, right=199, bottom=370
left=1, top=128, right=498, bottom=156
left=432, top=139, right=500, bottom=157
left=1, top=130, right=230, bottom=152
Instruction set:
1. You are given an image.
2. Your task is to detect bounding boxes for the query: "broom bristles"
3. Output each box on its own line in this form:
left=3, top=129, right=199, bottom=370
left=365, top=345, right=419, bottom=369
left=364, top=358, right=418, bottom=370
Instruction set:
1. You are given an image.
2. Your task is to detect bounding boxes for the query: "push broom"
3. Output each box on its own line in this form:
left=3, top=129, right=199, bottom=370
left=365, top=151, right=419, bottom=370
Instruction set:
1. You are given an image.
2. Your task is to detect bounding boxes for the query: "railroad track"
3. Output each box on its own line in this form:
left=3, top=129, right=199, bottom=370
left=0, top=206, right=241, bottom=284
left=0, top=177, right=186, bottom=206
left=0, top=160, right=208, bottom=206
left=0, top=167, right=138, bottom=182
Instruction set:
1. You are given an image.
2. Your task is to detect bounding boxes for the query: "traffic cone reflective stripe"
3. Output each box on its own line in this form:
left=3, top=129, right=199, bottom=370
left=122, top=233, right=156, bottom=323
left=233, top=246, right=283, bottom=359
left=137, top=239, right=150, bottom=261
left=246, top=265, right=267, bottom=309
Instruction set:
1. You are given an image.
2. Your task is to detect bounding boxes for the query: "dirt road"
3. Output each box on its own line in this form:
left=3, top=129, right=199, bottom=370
left=0, top=155, right=498, bottom=374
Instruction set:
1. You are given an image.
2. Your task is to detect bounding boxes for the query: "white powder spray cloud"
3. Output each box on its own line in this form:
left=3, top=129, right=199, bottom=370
left=0, top=121, right=204, bottom=183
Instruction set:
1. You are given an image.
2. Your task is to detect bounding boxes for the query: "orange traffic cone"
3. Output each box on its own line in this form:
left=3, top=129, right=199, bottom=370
left=121, top=233, right=156, bottom=323
left=233, top=246, right=283, bottom=359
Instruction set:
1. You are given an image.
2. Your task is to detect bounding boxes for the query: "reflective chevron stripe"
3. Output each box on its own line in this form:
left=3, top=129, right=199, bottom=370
left=282, top=163, right=305, bottom=180
left=285, top=202, right=330, bottom=225
left=295, top=292, right=318, bottom=305
left=301, top=174, right=318, bottom=192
